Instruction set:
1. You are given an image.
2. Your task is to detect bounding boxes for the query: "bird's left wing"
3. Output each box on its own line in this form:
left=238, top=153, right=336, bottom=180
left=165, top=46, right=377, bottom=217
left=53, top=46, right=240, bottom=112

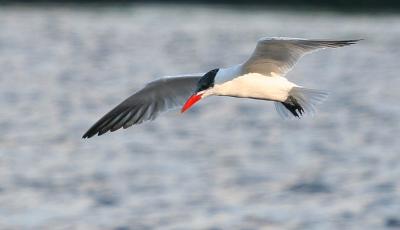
left=243, top=37, right=361, bottom=77
left=82, top=74, right=202, bottom=138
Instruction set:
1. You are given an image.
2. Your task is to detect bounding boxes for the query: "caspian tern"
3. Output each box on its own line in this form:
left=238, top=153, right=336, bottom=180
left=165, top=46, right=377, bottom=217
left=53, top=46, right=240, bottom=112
left=82, top=37, right=360, bottom=138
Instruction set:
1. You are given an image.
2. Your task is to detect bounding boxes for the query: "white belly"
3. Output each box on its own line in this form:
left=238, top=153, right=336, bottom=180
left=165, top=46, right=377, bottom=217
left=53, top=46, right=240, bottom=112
left=213, top=73, right=297, bottom=102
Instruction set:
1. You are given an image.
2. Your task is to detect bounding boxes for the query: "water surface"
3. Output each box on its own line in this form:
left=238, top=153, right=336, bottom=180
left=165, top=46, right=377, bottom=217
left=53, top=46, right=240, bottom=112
left=0, top=5, right=399, bottom=229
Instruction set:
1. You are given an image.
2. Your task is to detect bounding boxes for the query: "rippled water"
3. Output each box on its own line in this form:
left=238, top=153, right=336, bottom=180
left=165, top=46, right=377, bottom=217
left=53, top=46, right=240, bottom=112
left=0, top=5, right=400, bottom=229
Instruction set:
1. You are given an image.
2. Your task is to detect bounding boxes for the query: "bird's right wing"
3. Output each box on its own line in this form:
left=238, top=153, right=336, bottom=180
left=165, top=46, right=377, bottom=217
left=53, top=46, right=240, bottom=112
left=243, top=37, right=361, bottom=77
left=82, top=74, right=202, bottom=138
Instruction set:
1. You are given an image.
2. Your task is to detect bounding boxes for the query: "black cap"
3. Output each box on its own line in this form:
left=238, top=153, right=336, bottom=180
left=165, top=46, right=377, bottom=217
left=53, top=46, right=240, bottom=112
left=196, top=69, right=219, bottom=92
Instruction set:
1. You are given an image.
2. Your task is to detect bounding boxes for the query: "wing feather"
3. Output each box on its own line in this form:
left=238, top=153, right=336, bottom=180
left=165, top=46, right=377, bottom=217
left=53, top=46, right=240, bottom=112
left=82, top=74, right=202, bottom=138
left=243, top=37, right=361, bottom=77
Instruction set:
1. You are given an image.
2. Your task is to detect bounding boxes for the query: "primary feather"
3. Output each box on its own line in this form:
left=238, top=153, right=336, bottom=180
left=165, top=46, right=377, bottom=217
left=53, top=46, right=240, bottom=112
left=82, top=74, right=202, bottom=138
left=243, top=37, right=361, bottom=77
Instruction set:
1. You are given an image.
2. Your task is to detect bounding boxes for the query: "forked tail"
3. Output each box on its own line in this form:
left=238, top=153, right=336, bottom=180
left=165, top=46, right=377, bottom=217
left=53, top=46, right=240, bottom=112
left=274, top=87, right=328, bottom=119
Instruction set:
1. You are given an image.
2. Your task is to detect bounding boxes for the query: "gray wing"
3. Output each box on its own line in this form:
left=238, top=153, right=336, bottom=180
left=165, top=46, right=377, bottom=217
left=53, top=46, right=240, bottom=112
left=82, top=74, right=202, bottom=138
left=243, top=37, right=361, bottom=77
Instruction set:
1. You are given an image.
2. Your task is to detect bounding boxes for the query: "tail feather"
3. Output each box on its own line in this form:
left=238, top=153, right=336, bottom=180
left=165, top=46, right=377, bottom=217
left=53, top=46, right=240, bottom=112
left=275, top=87, right=328, bottom=119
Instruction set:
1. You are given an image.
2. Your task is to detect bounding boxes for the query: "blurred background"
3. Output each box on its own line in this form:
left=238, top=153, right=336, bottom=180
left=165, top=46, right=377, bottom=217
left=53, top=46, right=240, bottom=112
left=0, top=1, right=400, bottom=229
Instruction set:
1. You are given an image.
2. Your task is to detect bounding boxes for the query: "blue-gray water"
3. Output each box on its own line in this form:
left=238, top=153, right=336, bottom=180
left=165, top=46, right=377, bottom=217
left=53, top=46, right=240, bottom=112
left=1, top=5, right=400, bottom=230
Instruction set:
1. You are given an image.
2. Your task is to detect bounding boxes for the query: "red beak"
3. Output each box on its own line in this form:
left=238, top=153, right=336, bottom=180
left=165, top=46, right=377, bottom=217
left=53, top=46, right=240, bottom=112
left=181, top=93, right=203, bottom=113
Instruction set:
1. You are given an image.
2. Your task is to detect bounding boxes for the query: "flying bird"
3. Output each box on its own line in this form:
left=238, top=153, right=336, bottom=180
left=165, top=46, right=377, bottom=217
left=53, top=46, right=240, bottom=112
left=82, top=37, right=360, bottom=138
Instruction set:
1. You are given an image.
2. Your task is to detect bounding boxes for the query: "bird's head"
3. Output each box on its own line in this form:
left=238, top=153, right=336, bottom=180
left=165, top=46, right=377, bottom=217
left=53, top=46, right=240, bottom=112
left=181, top=68, right=219, bottom=113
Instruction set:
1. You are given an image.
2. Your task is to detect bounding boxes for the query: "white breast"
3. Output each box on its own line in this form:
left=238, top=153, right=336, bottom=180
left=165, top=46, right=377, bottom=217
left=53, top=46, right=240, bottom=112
left=212, top=73, right=297, bottom=102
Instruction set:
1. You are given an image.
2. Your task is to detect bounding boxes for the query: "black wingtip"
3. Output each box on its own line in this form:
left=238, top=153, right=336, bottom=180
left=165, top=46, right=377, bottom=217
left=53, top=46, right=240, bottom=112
left=337, top=39, right=364, bottom=46
left=82, top=130, right=108, bottom=139
left=82, top=130, right=96, bottom=139
left=81, top=121, right=108, bottom=139
left=82, top=124, right=111, bottom=139
left=317, top=39, right=363, bottom=49
left=348, top=39, right=364, bottom=43
left=82, top=132, right=89, bottom=139
left=82, top=106, right=139, bottom=139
